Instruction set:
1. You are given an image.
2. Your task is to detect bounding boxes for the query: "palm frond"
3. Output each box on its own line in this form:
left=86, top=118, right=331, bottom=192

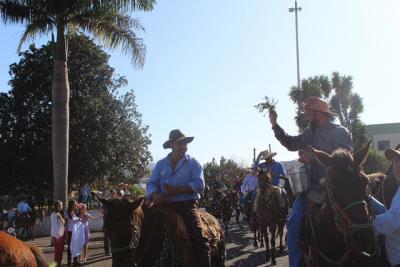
left=75, top=11, right=146, bottom=68
left=18, top=19, right=54, bottom=51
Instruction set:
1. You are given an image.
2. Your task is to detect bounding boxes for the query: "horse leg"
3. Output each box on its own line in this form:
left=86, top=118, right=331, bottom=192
left=253, top=226, right=258, bottom=247
left=279, top=223, right=285, bottom=251
left=264, top=226, right=270, bottom=262
left=270, top=226, right=276, bottom=266
left=28, top=227, right=34, bottom=240
left=260, top=226, right=264, bottom=247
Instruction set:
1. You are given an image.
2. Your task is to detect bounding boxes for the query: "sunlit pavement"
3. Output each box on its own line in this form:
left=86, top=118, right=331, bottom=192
left=30, top=222, right=289, bottom=267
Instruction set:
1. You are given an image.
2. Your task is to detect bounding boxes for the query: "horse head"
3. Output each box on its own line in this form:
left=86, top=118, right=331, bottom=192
left=100, top=197, right=144, bottom=267
left=310, top=141, right=378, bottom=260
left=257, top=168, right=273, bottom=189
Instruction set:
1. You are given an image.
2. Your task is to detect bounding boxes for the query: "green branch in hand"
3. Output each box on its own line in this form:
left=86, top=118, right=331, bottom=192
left=254, top=96, right=278, bottom=115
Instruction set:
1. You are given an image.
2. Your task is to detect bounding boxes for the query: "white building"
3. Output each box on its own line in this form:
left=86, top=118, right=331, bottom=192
left=366, top=123, right=400, bottom=152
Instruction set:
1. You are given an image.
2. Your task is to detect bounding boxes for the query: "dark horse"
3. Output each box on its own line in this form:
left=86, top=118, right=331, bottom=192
left=304, top=142, right=380, bottom=267
left=220, top=190, right=241, bottom=234
left=254, top=169, right=286, bottom=265
left=100, top=197, right=226, bottom=267
left=0, top=231, right=48, bottom=267
left=15, top=208, right=43, bottom=240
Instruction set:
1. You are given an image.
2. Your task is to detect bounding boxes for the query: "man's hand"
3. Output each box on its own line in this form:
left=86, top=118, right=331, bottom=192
left=151, top=192, right=167, bottom=205
left=269, top=109, right=277, bottom=127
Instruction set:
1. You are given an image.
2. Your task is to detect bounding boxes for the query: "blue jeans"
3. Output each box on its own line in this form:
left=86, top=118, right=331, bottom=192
left=288, top=193, right=308, bottom=267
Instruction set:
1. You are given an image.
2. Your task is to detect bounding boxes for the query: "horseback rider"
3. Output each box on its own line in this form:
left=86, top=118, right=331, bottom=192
left=256, top=150, right=289, bottom=217
left=268, top=96, right=352, bottom=267
left=146, top=129, right=211, bottom=267
left=241, top=167, right=258, bottom=219
left=210, top=173, right=227, bottom=218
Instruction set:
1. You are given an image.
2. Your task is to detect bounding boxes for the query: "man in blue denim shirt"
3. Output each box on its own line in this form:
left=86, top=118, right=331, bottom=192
left=146, top=129, right=210, bottom=267
left=268, top=96, right=352, bottom=267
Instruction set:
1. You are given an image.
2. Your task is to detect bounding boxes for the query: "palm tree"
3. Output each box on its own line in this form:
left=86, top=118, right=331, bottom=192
left=0, top=0, right=156, bottom=204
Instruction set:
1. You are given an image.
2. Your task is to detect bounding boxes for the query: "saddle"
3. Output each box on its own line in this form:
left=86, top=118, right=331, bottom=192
left=155, top=206, right=223, bottom=251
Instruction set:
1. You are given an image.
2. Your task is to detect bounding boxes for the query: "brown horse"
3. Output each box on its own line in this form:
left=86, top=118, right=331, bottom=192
left=367, top=172, right=386, bottom=204
left=100, top=197, right=225, bottom=267
left=0, top=231, right=48, bottom=267
left=254, top=168, right=286, bottom=265
left=220, top=190, right=241, bottom=234
left=305, top=142, right=379, bottom=267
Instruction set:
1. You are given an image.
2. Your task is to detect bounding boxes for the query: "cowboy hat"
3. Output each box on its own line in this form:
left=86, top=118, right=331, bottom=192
left=163, top=129, right=194, bottom=149
left=259, top=150, right=277, bottom=160
left=304, top=96, right=338, bottom=116
left=385, top=147, right=400, bottom=161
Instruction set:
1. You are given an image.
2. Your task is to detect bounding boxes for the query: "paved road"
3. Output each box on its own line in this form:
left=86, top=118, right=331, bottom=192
left=31, top=222, right=289, bottom=267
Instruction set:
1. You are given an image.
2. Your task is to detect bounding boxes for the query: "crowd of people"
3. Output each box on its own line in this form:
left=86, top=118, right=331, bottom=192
left=145, top=96, right=400, bottom=267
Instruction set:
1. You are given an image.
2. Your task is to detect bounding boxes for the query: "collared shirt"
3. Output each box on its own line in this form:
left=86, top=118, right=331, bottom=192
left=374, top=186, right=400, bottom=267
left=257, top=160, right=286, bottom=186
left=241, top=174, right=258, bottom=194
left=272, top=121, right=352, bottom=186
left=146, top=153, right=205, bottom=202
left=17, top=201, right=31, bottom=213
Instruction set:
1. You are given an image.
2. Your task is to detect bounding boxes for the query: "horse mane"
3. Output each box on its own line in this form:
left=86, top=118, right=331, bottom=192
left=28, top=244, right=48, bottom=267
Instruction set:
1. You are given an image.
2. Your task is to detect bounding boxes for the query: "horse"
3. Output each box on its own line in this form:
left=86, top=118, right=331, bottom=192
left=15, top=208, right=43, bottom=240
left=100, top=197, right=226, bottom=267
left=304, top=142, right=380, bottom=267
left=220, top=190, right=241, bottom=234
left=367, top=172, right=386, bottom=204
left=0, top=231, right=48, bottom=267
left=254, top=168, right=286, bottom=265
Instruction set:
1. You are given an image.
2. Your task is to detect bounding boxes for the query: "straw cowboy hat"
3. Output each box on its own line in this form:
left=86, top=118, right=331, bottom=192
left=304, top=96, right=338, bottom=116
left=259, top=150, right=277, bottom=160
left=385, top=147, right=400, bottom=161
left=163, top=129, right=194, bottom=149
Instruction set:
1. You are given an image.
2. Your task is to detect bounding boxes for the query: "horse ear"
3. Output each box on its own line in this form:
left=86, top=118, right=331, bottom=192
left=129, top=197, right=144, bottom=211
left=308, top=146, right=332, bottom=167
left=354, top=141, right=372, bottom=166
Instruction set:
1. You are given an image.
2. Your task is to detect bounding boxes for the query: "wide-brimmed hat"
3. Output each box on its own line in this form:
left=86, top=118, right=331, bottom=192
left=259, top=150, right=277, bottom=160
left=304, top=96, right=337, bottom=116
left=163, top=129, right=194, bottom=149
left=385, top=148, right=400, bottom=162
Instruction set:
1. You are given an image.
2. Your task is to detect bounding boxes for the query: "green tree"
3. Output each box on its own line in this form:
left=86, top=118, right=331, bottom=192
left=203, top=157, right=246, bottom=188
left=0, top=35, right=152, bottom=194
left=0, top=0, right=156, bottom=203
left=288, top=72, right=369, bottom=150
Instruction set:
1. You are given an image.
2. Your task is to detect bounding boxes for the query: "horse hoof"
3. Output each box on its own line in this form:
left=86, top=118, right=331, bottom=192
left=253, top=242, right=258, bottom=248
left=271, top=259, right=277, bottom=265
left=260, top=243, right=264, bottom=247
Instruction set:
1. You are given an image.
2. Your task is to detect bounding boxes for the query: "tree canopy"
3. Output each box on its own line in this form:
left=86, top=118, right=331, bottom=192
left=0, top=35, right=152, bottom=194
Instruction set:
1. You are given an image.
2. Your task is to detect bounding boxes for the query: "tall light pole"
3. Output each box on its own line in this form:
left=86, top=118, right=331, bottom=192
left=289, top=0, right=302, bottom=90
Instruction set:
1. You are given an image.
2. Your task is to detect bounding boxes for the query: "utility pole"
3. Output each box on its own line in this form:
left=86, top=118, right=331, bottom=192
left=289, top=0, right=302, bottom=90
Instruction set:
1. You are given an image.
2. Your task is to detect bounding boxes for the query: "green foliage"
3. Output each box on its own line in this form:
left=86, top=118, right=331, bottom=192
left=364, top=148, right=390, bottom=174
left=254, top=96, right=277, bottom=115
left=0, top=35, right=152, bottom=194
left=128, top=184, right=145, bottom=198
left=203, top=157, right=246, bottom=189
left=288, top=72, right=369, bottom=150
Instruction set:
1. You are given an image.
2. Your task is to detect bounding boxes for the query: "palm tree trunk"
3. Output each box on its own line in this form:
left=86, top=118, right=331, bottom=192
left=52, top=23, right=69, bottom=204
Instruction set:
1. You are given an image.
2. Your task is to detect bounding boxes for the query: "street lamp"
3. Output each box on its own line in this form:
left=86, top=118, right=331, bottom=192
left=289, top=0, right=302, bottom=90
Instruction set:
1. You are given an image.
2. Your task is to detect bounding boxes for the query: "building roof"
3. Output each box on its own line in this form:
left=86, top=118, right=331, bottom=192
left=367, top=123, right=400, bottom=136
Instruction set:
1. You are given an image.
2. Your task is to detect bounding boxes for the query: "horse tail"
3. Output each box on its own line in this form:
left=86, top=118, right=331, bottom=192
left=28, top=244, right=48, bottom=267
left=211, top=235, right=226, bottom=267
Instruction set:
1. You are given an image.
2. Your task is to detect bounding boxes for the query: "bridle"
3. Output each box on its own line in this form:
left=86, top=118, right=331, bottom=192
left=309, top=167, right=378, bottom=266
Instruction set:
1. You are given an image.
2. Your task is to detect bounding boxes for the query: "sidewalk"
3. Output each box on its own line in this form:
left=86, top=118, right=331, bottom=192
left=25, top=231, right=105, bottom=253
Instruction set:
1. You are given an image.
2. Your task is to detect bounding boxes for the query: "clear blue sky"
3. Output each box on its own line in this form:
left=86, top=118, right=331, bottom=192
left=1, top=0, right=400, bottom=166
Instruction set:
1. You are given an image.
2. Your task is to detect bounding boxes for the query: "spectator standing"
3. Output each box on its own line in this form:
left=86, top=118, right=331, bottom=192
left=77, top=203, right=100, bottom=263
left=65, top=200, right=79, bottom=266
left=50, top=201, right=65, bottom=267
